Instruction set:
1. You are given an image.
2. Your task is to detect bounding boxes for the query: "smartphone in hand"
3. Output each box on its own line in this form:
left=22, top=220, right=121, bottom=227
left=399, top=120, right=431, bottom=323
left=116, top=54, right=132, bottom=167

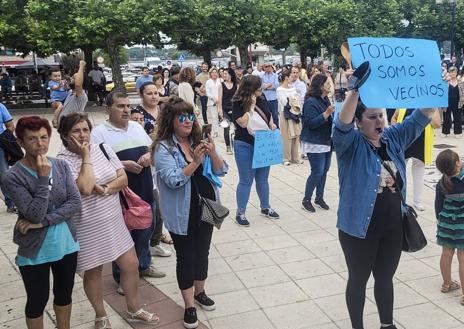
left=202, top=124, right=212, bottom=140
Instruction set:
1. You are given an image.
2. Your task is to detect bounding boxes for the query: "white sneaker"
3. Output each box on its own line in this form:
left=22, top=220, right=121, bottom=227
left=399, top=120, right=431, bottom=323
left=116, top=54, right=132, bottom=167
left=414, top=204, right=425, bottom=212
left=150, top=244, right=172, bottom=257
left=117, top=285, right=125, bottom=295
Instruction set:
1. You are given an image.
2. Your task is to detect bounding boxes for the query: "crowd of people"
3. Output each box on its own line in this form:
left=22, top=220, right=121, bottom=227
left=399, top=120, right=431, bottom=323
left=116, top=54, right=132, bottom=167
left=0, top=56, right=464, bottom=329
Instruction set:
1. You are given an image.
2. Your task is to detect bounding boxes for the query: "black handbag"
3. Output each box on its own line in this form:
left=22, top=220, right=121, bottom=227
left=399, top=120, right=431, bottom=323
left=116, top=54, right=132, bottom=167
left=0, top=129, right=24, bottom=165
left=192, top=176, right=229, bottom=229
left=382, top=161, right=427, bottom=252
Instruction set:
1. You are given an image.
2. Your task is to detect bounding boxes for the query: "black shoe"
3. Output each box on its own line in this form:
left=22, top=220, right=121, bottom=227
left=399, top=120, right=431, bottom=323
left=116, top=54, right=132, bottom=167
left=261, top=208, right=280, bottom=219
left=235, top=213, right=250, bottom=227
left=315, top=199, right=330, bottom=210
left=380, top=325, right=397, bottom=329
left=183, top=307, right=198, bottom=329
left=194, top=291, right=216, bottom=311
left=302, top=200, right=315, bottom=213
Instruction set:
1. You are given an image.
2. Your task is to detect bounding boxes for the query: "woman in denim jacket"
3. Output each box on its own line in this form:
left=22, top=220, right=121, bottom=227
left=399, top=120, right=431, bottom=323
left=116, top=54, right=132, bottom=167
left=153, top=99, right=228, bottom=329
left=333, top=68, right=436, bottom=329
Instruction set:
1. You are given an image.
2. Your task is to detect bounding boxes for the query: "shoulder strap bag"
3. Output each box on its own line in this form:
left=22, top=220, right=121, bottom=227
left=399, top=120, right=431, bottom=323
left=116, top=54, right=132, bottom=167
left=99, top=143, right=152, bottom=230
left=382, top=160, right=427, bottom=252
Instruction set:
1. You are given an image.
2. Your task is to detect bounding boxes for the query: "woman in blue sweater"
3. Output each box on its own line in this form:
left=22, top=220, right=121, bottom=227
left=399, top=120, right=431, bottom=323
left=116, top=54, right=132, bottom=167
left=300, top=74, right=335, bottom=212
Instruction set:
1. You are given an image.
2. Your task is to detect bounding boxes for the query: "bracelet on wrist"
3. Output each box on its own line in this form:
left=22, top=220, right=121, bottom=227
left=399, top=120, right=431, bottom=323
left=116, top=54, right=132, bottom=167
left=82, top=162, right=93, bottom=166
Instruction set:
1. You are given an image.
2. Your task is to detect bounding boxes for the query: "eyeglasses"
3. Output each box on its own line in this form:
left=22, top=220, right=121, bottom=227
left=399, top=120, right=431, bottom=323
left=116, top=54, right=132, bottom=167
left=178, top=113, right=196, bottom=123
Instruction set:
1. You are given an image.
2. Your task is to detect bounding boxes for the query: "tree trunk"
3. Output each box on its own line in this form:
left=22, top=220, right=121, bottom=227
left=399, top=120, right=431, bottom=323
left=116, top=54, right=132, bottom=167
left=300, top=47, right=308, bottom=69
left=106, top=39, right=124, bottom=91
left=282, top=48, right=287, bottom=66
left=202, top=49, right=212, bottom=67
left=238, top=44, right=250, bottom=66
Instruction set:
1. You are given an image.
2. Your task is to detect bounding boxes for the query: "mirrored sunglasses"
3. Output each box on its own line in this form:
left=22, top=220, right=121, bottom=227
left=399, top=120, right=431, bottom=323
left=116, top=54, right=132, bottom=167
left=178, top=113, right=196, bottom=123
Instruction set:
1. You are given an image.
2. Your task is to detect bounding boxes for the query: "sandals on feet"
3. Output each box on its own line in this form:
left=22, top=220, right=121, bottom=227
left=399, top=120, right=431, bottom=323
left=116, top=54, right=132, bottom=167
left=95, top=316, right=112, bottom=329
left=126, top=308, right=159, bottom=324
left=441, top=280, right=461, bottom=293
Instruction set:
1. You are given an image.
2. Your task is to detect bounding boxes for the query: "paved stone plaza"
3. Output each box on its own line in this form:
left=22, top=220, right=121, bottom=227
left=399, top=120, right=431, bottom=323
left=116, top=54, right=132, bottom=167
left=1, top=108, right=464, bottom=328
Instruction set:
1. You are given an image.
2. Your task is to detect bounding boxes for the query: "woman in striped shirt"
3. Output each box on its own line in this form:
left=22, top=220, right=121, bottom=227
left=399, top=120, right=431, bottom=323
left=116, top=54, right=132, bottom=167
left=57, top=113, right=158, bottom=328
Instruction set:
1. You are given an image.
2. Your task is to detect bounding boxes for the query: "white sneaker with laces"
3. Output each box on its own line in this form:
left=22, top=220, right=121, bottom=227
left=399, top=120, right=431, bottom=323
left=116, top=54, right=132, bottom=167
left=414, top=203, right=425, bottom=212
left=150, top=244, right=172, bottom=257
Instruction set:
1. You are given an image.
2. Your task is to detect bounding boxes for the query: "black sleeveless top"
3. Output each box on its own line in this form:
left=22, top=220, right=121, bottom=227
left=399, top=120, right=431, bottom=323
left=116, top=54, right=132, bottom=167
left=221, top=82, right=237, bottom=112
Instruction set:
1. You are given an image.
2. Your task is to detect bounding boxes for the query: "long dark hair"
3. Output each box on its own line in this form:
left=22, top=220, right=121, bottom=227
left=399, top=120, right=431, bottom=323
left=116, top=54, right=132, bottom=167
left=151, top=98, right=202, bottom=152
left=305, top=73, right=327, bottom=99
left=436, top=149, right=461, bottom=194
left=227, top=68, right=237, bottom=85
left=232, top=75, right=262, bottom=112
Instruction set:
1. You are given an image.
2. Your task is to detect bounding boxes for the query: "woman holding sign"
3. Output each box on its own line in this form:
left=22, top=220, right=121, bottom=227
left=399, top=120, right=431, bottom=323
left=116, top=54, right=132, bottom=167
left=232, top=75, right=279, bottom=227
left=333, top=63, right=435, bottom=329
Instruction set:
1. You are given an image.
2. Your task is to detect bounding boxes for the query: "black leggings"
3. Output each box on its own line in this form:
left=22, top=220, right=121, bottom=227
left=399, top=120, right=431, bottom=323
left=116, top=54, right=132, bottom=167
left=339, top=191, right=402, bottom=329
left=19, top=252, right=78, bottom=318
left=170, top=221, right=213, bottom=290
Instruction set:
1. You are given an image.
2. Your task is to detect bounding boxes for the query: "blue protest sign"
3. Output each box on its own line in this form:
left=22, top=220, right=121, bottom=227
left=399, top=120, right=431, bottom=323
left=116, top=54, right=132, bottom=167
left=252, top=130, right=283, bottom=169
left=177, top=53, right=186, bottom=61
left=347, top=37, right=448, bottom=109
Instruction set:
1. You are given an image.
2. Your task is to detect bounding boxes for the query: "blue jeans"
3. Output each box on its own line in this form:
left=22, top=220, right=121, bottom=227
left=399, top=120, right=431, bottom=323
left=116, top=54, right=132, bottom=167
left=0, top=148, right=13, bottom=209
left=112, top=202, right=155, bottom=283
left=304, top=151, right=332, bottom=202
left=267, top=99, right=279, bottom=128
left=234, top=140, right=271, bottom=214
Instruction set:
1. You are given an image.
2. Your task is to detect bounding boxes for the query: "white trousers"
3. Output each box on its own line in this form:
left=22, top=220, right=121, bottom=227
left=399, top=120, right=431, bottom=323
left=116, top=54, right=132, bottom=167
left=407, top=157, right=425, bottom=206
left=207, top=105, right=219, bottom=136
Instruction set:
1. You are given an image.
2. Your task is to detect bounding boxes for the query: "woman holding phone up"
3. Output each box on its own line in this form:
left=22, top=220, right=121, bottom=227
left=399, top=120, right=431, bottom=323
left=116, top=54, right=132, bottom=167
left=153, top=99, right=228, bottom=329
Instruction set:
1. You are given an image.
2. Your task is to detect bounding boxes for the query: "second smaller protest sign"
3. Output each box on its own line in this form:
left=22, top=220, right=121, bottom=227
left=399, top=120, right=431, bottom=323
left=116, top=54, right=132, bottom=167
left=252, top=130, right=283, bottom=169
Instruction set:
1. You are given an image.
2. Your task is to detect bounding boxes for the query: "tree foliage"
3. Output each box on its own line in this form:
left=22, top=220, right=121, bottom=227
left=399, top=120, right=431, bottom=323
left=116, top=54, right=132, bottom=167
left=1, top=0, right=464, bottom=79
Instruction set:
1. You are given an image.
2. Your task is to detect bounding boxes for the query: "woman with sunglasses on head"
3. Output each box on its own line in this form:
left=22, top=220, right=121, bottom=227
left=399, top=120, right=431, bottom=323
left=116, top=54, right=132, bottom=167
left=232, top=74, right=280, bottom=227
left=333, top=63, right=435, bottom=329
left=3, top=116, right=81, bottom=329
left=153, top=99, right=228, bottom=329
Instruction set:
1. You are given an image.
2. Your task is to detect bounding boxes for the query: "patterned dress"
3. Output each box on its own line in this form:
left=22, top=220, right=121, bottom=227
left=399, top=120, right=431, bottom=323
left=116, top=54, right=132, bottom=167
left=436, top=169, right=464, bottom=250
left=57, top=143, right=134, bottom=272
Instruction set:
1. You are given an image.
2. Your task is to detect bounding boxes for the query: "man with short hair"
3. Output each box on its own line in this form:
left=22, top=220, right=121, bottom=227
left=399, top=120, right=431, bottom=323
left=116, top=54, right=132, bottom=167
left=135, top=67, right=153, bottom=93
left=88, top=61, right=106, bottom=105
left=228, top=60, right=237, bottom=70
left=262, top=62, right=280, bottom=127
left=166, top=65, right=180, bottom=97
left=195, top=62, right=209, bottom=123
left=290, top=66, right=307, bottom=103
left=252, top=63, right=265, bottom=78
left=91, top=91, right=165, bottom=286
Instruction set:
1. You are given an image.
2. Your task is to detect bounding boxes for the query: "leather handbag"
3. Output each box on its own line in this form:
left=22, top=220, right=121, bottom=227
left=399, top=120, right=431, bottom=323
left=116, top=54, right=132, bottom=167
left=382, top=161, right=427, bottom=252
left=192, top=176, right=229, bottom=229
left=119, top=186, right=153, bottom=231
left=98, top=143, right=152, bottom=230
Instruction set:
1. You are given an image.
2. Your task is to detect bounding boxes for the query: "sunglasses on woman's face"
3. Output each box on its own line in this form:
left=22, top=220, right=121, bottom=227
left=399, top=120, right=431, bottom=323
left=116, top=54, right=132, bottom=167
left=178, top=113, right=196, bottom=123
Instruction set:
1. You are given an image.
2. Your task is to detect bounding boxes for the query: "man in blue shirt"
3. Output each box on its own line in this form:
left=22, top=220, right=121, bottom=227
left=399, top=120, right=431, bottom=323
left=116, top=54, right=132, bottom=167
left=135, top=67, right=153, bottom=94
left=261, top=63, right=280, bottom=127
left=0, top=102, right=16, bottom=212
